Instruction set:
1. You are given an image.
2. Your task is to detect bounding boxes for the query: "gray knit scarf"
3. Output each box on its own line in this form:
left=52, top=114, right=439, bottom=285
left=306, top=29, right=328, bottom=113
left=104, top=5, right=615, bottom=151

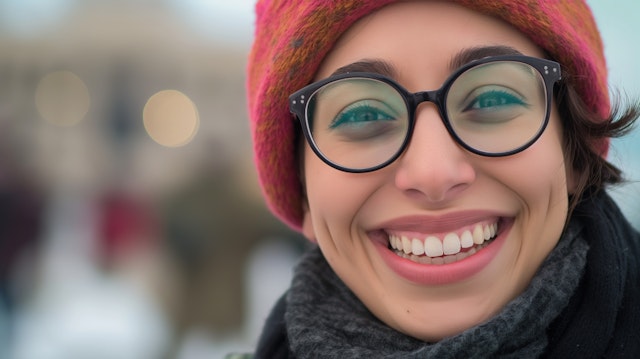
left=285, top=222, right=588, bottom=358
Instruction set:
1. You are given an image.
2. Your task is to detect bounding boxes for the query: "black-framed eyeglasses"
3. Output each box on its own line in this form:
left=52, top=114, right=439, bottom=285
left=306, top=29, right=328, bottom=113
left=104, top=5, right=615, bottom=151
left=289, top=55, right=562, bottom=173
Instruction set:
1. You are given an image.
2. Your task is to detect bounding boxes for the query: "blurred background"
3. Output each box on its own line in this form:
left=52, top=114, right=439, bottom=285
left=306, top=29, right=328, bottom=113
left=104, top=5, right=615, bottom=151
left=0, top=0, right=638, bottom=358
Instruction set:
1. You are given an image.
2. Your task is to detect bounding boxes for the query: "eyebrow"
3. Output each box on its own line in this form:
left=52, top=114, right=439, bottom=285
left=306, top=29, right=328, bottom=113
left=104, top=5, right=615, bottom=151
left=330, top=59, right=397, bottom=78
left=328, top=45, right=524, bottom=78
left=449, top=45, right=524, bottom=70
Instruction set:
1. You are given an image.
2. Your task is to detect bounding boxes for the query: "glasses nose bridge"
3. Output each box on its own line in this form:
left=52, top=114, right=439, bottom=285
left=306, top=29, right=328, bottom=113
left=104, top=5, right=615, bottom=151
left=410, top=89, right=445, bottom=120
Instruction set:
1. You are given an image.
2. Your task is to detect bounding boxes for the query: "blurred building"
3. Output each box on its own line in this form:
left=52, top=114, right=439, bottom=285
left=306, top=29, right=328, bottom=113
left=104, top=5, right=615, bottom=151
left=1, top=1, right=302, bottom=358
left=0, top=0, right=256, bottom=196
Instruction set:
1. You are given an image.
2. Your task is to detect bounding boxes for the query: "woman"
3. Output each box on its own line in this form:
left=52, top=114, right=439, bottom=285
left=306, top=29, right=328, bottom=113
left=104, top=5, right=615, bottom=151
left=245, top=1, right=640, bottom=358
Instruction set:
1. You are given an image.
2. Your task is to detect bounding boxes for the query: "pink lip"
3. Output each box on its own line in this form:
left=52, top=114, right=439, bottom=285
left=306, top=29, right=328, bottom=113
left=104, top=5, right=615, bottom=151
left=375, top=210, right=503, bottom=233
left=370, top=213, right=513, bottom=286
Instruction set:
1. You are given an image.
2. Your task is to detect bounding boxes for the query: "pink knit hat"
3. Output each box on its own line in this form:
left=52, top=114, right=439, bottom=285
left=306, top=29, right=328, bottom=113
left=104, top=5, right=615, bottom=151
left=247, top=0, right=610, bottom=230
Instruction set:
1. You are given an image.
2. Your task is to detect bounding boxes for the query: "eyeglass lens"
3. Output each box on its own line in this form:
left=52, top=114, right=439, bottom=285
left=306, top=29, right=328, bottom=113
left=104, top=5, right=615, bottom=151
left=305, top=61, right=548, bottom=171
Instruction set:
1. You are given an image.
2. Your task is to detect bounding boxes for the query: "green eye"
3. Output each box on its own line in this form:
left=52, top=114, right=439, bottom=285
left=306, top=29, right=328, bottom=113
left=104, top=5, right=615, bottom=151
left=464, top=90, right=528, bottom=111
left=330, top=102, right=395, bottom=129
left=326, top=100, right=405, bottom=142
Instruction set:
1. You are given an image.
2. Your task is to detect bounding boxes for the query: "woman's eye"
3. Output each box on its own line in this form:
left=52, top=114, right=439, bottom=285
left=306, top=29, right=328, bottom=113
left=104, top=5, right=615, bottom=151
left=464, top=90, right=528, bottom=111
left=330, top=102, right=395, bottom=129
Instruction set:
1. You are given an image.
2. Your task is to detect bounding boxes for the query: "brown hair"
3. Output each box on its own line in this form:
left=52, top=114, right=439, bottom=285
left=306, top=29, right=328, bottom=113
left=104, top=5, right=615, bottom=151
left=556, top=73, right=639, bottom=213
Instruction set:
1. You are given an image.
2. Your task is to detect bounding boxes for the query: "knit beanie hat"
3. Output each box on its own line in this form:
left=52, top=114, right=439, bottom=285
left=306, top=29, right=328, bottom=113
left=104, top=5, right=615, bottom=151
left=247, top=0, right=610, bottom=230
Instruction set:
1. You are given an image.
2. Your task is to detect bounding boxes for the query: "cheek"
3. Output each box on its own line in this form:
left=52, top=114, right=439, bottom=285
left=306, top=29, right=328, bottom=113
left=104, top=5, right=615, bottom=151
left=503, top=149, right=568, bottom=207
left=492, top=112, right=569, bottom=209
left=302, top=147, right=386, bottom=274
left=491, top=114, right=570, bottom=265
left=303, top=146, right=364, bottom=238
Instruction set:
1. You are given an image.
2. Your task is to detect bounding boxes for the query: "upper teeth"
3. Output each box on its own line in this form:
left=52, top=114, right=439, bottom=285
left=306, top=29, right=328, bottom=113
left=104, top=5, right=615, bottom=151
left=389, top=222, right=498, bottom=258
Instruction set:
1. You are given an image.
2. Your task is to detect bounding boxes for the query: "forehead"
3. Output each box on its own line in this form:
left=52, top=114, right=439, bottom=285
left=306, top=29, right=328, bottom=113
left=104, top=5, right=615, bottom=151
left=315, top=1, right=546, bottom=87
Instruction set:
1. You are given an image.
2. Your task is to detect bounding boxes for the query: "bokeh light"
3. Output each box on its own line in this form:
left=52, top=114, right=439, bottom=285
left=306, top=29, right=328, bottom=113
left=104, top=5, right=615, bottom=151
left=35, top=70, right=91, bottom=126
left=143, top=90, right=200, bottom=147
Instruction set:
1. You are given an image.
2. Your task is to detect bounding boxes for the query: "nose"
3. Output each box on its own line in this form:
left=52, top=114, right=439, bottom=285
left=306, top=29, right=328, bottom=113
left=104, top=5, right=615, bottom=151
left=394, top=104, right=476, bottom=204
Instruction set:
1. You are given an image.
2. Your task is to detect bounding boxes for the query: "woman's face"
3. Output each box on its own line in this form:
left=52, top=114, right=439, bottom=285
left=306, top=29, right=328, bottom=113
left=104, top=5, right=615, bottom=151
left=301, top=1, right=574, bottom=341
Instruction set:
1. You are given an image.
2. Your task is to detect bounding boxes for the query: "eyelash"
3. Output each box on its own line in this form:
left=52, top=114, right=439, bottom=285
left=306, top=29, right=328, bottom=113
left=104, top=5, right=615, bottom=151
left=331, top=102, right=395, bottom=128
left=463, top=90, right=528, bottom=111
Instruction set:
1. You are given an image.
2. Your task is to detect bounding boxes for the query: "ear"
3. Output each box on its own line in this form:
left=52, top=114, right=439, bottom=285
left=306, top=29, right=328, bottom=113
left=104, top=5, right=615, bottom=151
left=301, top=202, right=317, bottom=243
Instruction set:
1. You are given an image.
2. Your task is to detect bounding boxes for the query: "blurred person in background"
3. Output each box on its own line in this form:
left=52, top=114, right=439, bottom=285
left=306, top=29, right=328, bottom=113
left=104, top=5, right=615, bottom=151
left=0, top=140, right=44, bottom=355
left=243, top=0, right=640, bottom=358
left=160, top=161, right=304, bottom=357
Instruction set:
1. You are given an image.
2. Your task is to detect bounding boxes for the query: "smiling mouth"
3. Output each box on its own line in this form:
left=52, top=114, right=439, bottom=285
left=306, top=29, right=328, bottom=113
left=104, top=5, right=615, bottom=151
left=387, top=220, right=500, bottom=265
